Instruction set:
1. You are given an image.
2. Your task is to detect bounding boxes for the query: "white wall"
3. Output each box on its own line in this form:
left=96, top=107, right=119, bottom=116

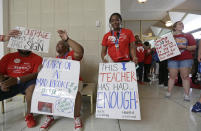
left=105, top=0, right=121, bottom=32
left=9, top=0, right=105, bottom=83
left=0, top=0, right=9, bottom=59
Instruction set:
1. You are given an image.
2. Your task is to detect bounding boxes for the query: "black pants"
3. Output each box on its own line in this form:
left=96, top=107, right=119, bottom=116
left=144, top=64, right=151, bottom=81
left=159, top=60, right=168, bottom=86
left=137, top=62, right=144, bottom=81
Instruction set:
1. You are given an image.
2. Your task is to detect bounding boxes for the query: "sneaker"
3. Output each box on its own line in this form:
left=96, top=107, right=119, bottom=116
left=192, top=102, right=201, bottom=112
left=74, top=117, right=83, bottom=131
left=25, top=113, right=36, bottom=128
left=40, top=115, right=54, bottom=131
left=184, top=94, right=190, bottom=101
left=165, top=92, right=171, bottom=98
left=158, top=84, right=164, bottom=87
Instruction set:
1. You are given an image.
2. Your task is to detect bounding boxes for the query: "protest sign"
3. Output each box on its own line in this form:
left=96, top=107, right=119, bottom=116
left=96, top=62, right=141, bottom=120
left=8, top=27, right=51, bottom=53
left=155, top=32, right=180, bottom=61
left=31, top=57, right=80, bottom=118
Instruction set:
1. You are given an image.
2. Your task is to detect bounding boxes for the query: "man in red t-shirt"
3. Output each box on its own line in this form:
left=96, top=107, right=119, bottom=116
left=40, top=30, right=84, bottom=131
left=135, top=35, right=145, bottom=83
left=144, top=41, right=152, bottom=82
left=0, top=49, right=42, bottom=128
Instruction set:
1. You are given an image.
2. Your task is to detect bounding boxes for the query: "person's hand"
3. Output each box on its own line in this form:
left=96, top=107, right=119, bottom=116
left=0, top=77, right=17, bottom=92
left=57, top=30, right=68, bottom=41
left=8, top=30, right=20, bottom=37
left=103, top=59, right=108, bottom=63
left=177, top=44, right=186, bottom=49
left=132, top=57, right=138, bottom=64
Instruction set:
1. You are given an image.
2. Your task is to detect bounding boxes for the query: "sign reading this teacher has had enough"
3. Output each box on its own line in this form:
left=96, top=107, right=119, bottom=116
left=155, top=32, right=181, bottom=61
left=8, top=27, right=51, bottom=53
left=31, top=57, right=80, bottom=118
left=96, top=62, right=141, bottom=120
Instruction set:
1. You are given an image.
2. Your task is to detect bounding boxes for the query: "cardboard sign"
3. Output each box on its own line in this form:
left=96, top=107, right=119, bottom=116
left=8, top=27, right=51, bottom=53
left=155, top=33, right=181, bottom=61
left=96, top=62, right=141, bottom=120
left=31, top=57, right=80, bottom=118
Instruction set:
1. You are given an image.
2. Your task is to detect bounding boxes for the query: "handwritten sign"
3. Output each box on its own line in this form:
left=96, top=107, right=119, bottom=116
left=31, top=57, right=80, bottom=118
left=155, top=33, right=181, bottom=61
left=96, top=62, right=141, bottom=120
left=8, top=27, right=51, bottom=53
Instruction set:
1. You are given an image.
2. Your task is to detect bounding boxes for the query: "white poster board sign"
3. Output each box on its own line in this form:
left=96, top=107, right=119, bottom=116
left=8, top=27, right=51, bottom=53
left=155, top=33, right=181, bottom=61
left=31, top=57, right=80, bottom=118
left=96, top=62, right=141, bottom=120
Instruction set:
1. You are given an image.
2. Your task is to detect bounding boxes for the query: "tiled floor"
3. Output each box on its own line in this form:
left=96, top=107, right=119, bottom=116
left=1, top=82, right=201, bottom=131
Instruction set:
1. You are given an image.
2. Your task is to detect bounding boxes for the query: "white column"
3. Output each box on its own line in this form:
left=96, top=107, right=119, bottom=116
left=0, top=0, right=8, bottom=59
left=105, top=0, right=121, bottom=33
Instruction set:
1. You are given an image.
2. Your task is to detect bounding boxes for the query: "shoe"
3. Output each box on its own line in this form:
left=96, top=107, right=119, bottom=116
left=192, top=102, right=201, bottom=112
left=158, top=84, right=163, bottom=87
left=165, top=92, right=171, bottom=98
left=74, top=117, right=83, bottom=131
left=184, top=94, right=190, bottom=101
left=40, top=115, right=54, bottom=131
left=25, top=113, right=36, bottom=128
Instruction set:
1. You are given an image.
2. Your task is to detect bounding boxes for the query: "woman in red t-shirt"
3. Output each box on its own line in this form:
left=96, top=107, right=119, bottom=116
left=166, top=21, right=196, bottom=101
left=101, top=13, right=137, bottom=63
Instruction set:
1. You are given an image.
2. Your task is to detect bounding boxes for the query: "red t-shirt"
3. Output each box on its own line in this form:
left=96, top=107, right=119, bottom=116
left=102, top=28, right=135, bottom=62
left=144, top=49, right=152, bottom=64
left=171, top=33, right=196, bottom=60
left=0, top=52, right=42, bottom=77
left=136, top=43, right=145, bottom=62
left=56, top=51, right=83, bottom=81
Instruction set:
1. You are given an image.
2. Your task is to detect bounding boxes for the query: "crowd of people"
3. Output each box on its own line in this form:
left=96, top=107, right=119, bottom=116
left=0, top=13, right=201, bottom=131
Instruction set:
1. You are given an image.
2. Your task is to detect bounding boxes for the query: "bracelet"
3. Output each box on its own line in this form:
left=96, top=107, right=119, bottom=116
left=17, top=77, right=21, bottom=84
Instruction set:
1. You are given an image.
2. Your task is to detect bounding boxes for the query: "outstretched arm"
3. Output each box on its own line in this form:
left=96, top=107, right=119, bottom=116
left=57, top=30, right=84, bottom=60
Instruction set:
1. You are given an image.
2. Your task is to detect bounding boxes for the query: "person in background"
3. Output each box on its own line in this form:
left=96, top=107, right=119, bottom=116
left=192, top=39, right=201, bottom=112
left=101, top=13, right=137, bottom=64
left=135, top=35, right=145, bottom=84
left=40, top=30, right=84, bottom=131
left=0, top=30, right=20, bottom=42
left=166, top=21, right=196, bottom=101
left=143, top=41, right=152, bottom=82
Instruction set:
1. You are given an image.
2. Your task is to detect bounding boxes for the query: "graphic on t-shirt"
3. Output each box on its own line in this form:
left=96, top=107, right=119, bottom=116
left=175, top=37, right=187, bottom=53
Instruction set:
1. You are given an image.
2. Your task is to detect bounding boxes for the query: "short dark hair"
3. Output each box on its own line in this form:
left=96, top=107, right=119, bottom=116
left=109, top=13, right=122, bottom=23
left=172, top=21, right=182, bottom=32
left=144, top=41, right=150, bottom=46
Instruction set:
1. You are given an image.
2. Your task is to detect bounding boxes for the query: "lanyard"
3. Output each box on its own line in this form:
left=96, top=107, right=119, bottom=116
left=112, top=29, right=121, bottom=48
left=57, top=52, right=68, bottom=59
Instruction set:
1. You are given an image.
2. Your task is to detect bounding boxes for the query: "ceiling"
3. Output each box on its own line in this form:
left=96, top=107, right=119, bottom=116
left=121, top=0, right=201, bottom=38
left=121, top=0, right=187, bottom=20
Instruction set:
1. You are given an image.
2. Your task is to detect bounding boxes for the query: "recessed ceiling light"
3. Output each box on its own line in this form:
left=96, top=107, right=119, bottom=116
left=165, top=21, right=173, bottom=27
left=138, top=0, right=147, bottom=4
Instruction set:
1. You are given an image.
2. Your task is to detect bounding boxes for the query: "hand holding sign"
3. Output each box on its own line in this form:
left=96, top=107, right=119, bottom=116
left=57, top=30, right=69, bottom=41
left=8, top=29, right=21, bottom=37
left=8, top=27, right=51, bottom=53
